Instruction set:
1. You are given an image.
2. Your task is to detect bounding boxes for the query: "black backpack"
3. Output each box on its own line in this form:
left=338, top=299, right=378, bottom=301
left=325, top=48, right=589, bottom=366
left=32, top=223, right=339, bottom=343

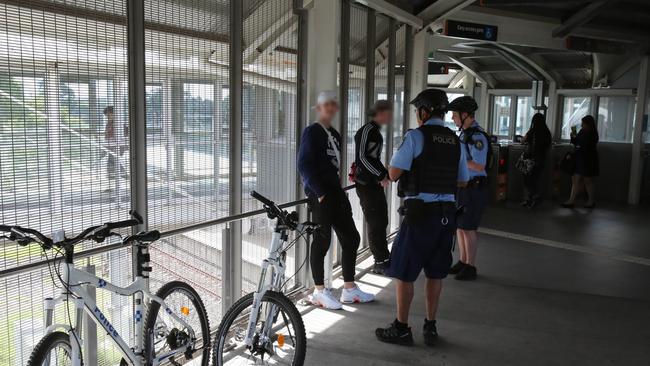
left=462, top=127, right=494, bottom=173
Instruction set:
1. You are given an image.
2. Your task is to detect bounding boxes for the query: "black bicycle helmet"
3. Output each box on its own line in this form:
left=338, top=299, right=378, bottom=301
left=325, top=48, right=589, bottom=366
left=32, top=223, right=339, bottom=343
left=448, top=96, right=478, bottom=114
left=409, top=89, right=449, bottom=113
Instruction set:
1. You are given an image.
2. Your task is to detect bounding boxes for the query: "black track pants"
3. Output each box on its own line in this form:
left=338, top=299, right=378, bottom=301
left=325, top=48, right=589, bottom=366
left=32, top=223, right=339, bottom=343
left=309, top=190, right=360, bottom=286
left=356, top=183, right=390, bottom=262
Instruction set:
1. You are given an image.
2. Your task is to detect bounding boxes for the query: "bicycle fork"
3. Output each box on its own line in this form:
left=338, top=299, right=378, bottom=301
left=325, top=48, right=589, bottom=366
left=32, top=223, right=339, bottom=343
left=44, top=295, right=85, bottom=366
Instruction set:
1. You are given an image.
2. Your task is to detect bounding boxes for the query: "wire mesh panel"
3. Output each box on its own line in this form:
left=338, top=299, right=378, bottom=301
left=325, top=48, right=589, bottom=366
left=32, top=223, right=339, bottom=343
left=144, top=0, right=230, bottom=232
left=240, top=0, right=299, bottom=295
left=0, top=1, right=132, bottom=364
left=374, top=14, right=390, bottom=104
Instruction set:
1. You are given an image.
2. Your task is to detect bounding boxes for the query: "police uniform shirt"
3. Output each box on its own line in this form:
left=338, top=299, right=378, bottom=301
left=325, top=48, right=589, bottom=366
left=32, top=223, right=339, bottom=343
left=460, top=121, right=488, bottom=179
left=390, top=118, right=469, bottom=203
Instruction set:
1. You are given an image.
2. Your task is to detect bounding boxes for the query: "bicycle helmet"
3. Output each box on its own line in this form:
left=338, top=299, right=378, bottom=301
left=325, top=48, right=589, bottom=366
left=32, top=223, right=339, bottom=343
left=448, top=96, right=478, bottom=114
left=409, top=89, right=449, bottom=113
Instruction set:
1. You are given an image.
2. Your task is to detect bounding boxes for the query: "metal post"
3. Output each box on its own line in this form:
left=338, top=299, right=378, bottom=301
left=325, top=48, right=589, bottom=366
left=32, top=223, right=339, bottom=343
left=221, top=226, right=233, bottom=314
left=127, top=0, right=148, bottom=232
left=629, top=56, right=650, bottom=204
left=294, top=0, right=311, bottom=289
left=82, top=264, right=97, bottom=366
left=340, top=0, right=351, bottom=183
left=365, top=8, right=376, bottom=112
left=44, top=63, right=63, bottom=214
left=403, top=25, right=413, bottom=132
left=385, top=18, right=397, bottom=227
left=228, top=0, right=244, bottom=303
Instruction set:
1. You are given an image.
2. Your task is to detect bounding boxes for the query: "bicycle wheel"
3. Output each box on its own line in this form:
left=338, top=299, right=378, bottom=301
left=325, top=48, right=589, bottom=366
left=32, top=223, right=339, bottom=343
left=27, top=331, right=73, bottom=366
left=144, top=281, right=211, bottom=365
left=213, top=291, right=306, bottom=366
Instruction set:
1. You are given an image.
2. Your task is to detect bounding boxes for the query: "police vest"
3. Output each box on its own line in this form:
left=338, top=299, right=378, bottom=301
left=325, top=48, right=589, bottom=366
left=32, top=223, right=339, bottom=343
left=398, top=125, right=460, bottom=197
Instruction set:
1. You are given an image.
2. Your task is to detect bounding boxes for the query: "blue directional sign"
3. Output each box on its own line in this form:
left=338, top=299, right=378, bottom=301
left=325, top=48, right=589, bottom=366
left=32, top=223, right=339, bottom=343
left=444, top=20, right=498, bottom=42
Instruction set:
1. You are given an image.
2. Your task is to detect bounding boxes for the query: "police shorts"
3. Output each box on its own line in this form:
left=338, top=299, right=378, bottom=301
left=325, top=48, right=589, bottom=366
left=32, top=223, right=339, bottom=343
left=386, top=213, right=456, bottom=282
left=457, top=185, right=488, bottom=230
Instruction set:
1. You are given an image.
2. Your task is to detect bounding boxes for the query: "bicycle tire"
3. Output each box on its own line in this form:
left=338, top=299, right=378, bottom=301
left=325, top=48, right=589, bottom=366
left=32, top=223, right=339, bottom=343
left=213, top=291, right=306, bottom=366
left=27, top=331, right=75, bottom=366
left=143, top=280, right=211, bottom=365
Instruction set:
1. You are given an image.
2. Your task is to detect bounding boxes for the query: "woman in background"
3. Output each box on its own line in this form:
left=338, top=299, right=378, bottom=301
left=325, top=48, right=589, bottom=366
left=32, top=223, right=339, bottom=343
left=562, top=115, right=599, bottom=209
left=522, top=113, right=552, bottom=208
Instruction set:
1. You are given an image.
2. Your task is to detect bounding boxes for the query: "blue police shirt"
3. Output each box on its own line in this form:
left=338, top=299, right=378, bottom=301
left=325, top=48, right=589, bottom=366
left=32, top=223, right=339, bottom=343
left=460, top=121, right=488, bottom=179
left=390, top=118, right=469, bottom=202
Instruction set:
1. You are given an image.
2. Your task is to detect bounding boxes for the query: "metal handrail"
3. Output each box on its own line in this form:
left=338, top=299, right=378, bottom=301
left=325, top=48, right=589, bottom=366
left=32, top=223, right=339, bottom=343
left=0, top=185, right=356, bottom=278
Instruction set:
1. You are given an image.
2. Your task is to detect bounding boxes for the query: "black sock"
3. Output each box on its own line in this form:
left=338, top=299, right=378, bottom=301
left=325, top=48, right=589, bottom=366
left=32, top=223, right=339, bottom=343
left=393, top=319, right=408, bottom=330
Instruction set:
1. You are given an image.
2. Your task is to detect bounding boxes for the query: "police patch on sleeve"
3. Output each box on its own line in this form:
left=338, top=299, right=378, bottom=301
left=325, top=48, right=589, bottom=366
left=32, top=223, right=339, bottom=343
left=475, top=139, right=484, bottom=150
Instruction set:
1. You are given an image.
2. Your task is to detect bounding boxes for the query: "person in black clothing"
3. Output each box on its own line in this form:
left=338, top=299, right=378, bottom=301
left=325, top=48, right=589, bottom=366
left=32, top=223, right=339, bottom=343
left=521, top=113, right=552, bottom=208
left=563, top=115, right=599, bottom=209
left=353, top=100, right=393, bottom=274
left=297, top=91, right=375, bottom=310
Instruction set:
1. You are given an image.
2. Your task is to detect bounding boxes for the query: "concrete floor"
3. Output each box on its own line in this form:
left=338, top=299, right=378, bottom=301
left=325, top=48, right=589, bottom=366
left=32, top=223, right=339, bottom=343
left=302, top=203, right=650, bottom=366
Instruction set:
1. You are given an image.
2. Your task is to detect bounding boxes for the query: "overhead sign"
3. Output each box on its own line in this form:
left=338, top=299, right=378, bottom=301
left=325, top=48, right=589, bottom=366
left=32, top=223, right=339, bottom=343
left=428, top=62, right=461, bottom=75
left=444, top=20, right=498, bottom=42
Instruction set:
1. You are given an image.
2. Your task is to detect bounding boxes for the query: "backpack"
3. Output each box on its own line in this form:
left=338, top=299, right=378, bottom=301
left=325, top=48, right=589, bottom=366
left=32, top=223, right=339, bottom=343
left=462, top=127, right=494, bottom=173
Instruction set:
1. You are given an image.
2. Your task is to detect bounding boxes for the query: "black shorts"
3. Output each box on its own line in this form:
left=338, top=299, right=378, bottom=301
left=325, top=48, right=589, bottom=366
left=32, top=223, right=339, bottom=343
left=457, top=185, right=488, bottom=230
left=386, top=212, right=456, bottom=282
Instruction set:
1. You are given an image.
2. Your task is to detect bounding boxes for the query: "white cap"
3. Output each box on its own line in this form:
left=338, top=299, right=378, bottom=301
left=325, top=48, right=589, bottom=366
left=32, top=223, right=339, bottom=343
left=315, top=90, right=339, bottom=106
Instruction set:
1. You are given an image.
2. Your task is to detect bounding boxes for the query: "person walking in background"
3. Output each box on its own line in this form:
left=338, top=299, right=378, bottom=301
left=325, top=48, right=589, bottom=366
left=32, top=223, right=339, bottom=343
left=297, top=91, right=375, bottom=310
left=562, top=115, right=599, bottom=209
left=521, top=113, right=552, bottom=208
left=103, top=106, right=117, bottom=183
left=353, top=100, right=393, bottom=275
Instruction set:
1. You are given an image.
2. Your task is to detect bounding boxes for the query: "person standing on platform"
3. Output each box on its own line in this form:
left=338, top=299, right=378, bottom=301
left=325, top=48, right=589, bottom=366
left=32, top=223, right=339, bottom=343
left=375, top=89, right=469, bottom=346
left=448, top=96, right=489, bottom=281
left=297, top=91, right=375, bottom=310
left=562, top=115, right=599, bottom=209
left=353, top=100, right=393, bottom=275
left=521, top=113, right=552, bottom=208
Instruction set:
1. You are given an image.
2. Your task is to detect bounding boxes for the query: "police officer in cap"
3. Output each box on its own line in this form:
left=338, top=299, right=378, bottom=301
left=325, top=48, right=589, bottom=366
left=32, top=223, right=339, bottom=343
left=375, top=89, right=469, bottom=346
left=448, top=96, right=489, bottom=281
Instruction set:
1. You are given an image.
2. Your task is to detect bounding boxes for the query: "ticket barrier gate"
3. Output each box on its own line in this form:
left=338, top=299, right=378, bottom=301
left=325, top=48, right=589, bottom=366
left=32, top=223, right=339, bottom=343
left=487, top=142, right=509, bottom=203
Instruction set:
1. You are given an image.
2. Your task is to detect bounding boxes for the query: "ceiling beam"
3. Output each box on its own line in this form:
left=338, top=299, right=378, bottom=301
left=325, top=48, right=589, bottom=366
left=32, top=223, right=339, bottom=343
left=552, top=0, right=621, bottom=38
left=418, top=0, right=476, bottom=24
left=439, top=52, right=497, bottom=88
left=354, top=0, right=423, bottom=29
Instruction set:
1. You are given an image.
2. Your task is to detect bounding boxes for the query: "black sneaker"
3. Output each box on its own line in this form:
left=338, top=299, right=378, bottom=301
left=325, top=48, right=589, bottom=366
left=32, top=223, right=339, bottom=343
left=372, top=259, right=390, bottom=275
left=455, top=264, right=477, bottom=281
left=448, top=260, right=466, bottom=275
left=375, top=320, right=414, bottom=346
left=423, top=319, right=438, bottom=346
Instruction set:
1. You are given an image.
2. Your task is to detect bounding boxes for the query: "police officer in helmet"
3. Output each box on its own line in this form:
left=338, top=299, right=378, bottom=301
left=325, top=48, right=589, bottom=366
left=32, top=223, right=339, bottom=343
left=375, top=89, right=469, bottom=346
left=448, top=96, right=489, bottom=281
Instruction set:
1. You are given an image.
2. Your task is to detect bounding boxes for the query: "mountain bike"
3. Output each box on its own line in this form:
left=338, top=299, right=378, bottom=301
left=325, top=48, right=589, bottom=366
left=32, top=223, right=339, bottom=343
left=212, top=191, right=318, bottom=366
left=0, top=211, right=210, bottom=366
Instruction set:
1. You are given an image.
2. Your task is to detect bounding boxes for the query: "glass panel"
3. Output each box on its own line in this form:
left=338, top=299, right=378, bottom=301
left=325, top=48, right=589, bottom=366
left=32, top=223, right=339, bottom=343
left=516, top=96, right=534, bottom=136
left=492, top=96, right=512, bottom=137
left=597, top=96, right=635, bottom=143
left=561, top=96, right=591, bottom=139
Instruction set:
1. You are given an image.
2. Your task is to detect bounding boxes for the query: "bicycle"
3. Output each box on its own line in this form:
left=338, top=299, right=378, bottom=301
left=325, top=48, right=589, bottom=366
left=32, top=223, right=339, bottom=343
left=212, top=191, right=319, bottom=366
left=0, top=211, right=211, bottom=366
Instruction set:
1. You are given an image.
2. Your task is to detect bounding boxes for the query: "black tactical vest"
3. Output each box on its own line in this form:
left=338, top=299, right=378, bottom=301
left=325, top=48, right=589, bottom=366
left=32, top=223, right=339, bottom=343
left=398, top=125, right=460, bottom=197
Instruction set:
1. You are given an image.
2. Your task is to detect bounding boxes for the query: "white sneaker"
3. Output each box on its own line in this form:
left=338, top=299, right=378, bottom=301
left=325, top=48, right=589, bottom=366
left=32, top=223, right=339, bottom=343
left=311, top=288, right=343, bottom=310
left=340, top=285, right=375, bottom=304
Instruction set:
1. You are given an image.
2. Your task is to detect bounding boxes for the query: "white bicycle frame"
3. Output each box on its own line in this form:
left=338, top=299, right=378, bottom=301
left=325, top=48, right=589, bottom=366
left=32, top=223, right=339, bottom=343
left=44, top=259, right=196, bottom=366
left=243, top=229, right=287, bottom=347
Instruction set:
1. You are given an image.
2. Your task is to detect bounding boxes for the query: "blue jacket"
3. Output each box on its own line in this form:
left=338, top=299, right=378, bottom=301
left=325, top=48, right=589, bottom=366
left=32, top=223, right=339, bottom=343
left=297, top=123, right=342, bottom=198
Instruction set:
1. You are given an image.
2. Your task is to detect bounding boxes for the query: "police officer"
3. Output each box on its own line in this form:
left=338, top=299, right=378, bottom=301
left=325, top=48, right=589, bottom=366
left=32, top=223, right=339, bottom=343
left=448, top=96, right=489, bottom=281
left=375, top=89, right=469, bottom=346
left=353, top=100, right=393, bottom=274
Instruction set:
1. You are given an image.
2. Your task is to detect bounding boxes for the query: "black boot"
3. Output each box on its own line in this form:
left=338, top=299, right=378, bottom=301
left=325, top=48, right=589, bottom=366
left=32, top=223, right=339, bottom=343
left=448, top=260, right=466, bottom=275
left=455, top=264, right=477, bottom=281
left=423, top=319, right=438, bottom=346
left=372, top=259, right=390, bottom=275
left=375, top=319, right=414, bottom=346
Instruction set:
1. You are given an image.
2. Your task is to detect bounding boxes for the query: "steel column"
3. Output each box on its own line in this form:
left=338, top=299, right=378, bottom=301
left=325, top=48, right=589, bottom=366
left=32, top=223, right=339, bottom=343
left=293, top=0, right=311, bottom=289
left=365, top=8, right=376, bottom=112
left=628, top=57, right=649, bottom=204
left=403, top=25, right=413, bottom=132
left=340, top=0, right=351, bottom=183
left=385, top=18, right=397, bottom=226
left=226, top=0, right=244, bottom=306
